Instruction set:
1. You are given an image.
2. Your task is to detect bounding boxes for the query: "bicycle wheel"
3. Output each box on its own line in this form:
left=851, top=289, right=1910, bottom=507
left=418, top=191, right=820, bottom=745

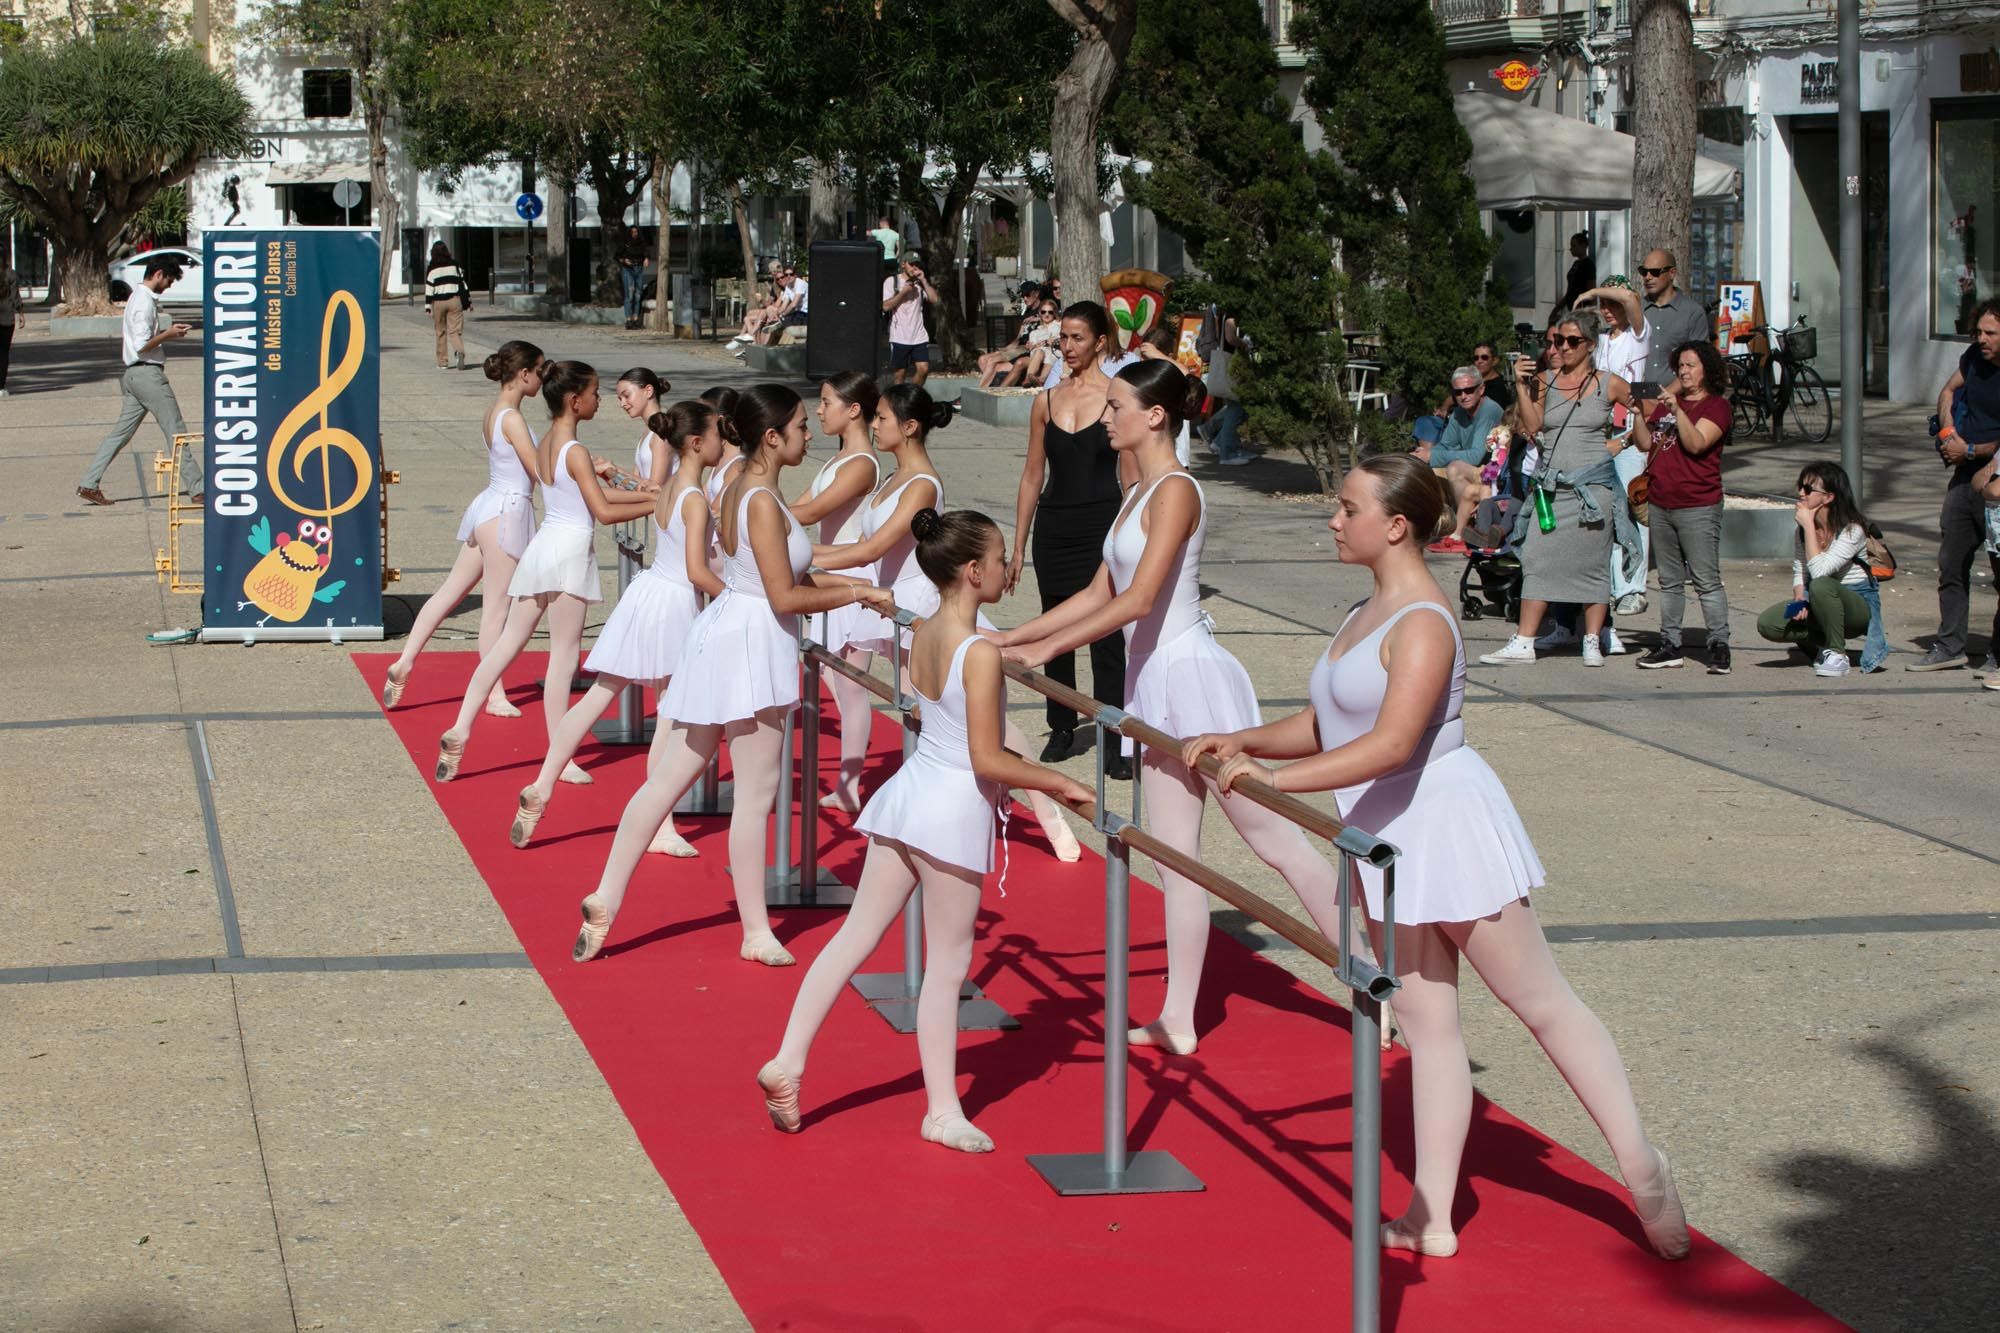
left=1788, top=366, right=1833, bottom=444
left=1729, top=379, right=1768, bottom=437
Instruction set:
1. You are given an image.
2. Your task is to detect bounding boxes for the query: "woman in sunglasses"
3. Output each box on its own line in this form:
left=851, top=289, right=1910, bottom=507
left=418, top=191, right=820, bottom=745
left=1479, top=310, right=1644, bottom=667
left=1754, top=462, right=1882, bottom=677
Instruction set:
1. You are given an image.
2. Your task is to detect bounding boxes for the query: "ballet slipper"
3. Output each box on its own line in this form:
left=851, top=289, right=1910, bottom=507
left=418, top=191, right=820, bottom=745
left=1383, top=1217, right=1458, bottom=1258
left=1628, top=1146, right=1691, bottom=1261
left=1032, top=798, right=1082, bottom=863
left=756, top=1060, right=802, bottom=1133
left=434, top=730, right=466, bottom=783
left=817, top=788, right=862, bottom=814
left=509, top=786, right=546, bottom=848
left=483, top=693, right=522, bottom=718
left=646, top=823, right=698, bottom=857
left=740, top=933, right=796, bottom=967
left=920, top=1112, right=994, bottom=1154
left=382, top=663, right=410, bottom=709
left=559, top=760, right=593, bottom=786
left=572, top=893, right=611, bottom=963
left=1126, top=1021, right=1198, bottom=1056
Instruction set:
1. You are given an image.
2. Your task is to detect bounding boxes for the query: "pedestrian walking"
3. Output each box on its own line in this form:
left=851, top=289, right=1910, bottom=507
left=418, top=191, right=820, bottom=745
left=616, top=226, right=647, bottom=328
left=424, top=242, right=469, bottom=370
left=1911, top=296, right=2000, bottom=672
left=77, top=254, right=202, bottom=505
left=0, top=260, right=24, bottom=397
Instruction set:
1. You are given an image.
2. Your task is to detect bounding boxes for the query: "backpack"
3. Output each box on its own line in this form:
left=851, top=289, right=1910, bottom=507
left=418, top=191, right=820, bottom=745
left=1862, top=521, right=1896, bottom=581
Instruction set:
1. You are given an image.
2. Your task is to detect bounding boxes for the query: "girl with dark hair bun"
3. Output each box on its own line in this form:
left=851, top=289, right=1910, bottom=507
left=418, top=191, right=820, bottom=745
left=1185, top=451, right=1689, bottom=1264
left=614, top=367, right=675, bottom=490
left=573, top=385, right=897, bottom=968
left=816, top=382, right=1083, bottom=859
left=1011, top=299, right=1134, bottom=768
left=382, top=340, right=547, bottom=713
left=433, top=364, right=660, bottom=783
left=759, top=506, right=1094, bottom=1154
left=508, top=402, right=730, bottom=852
left=1004, top=361, right=1354, bottom=1056
left=788, top=370, right=884, bottom=810
left=700, top=385, right=749, bottom=519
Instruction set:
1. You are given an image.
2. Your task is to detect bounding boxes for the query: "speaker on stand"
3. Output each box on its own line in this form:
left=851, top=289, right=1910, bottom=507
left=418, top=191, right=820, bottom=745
left=806, top=239, right=886, bottom=381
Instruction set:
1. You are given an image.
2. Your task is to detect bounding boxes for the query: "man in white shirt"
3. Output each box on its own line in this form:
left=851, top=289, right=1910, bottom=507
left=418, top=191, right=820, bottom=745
left=79, top=255, right=201, bottom=505
left=756, top=270, right=810, bottom=346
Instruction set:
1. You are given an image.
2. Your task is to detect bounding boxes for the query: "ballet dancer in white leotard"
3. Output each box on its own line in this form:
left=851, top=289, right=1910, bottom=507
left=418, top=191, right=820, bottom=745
left=815, top=383, right=1082, bottom=861
left=433, top=362, right=660, bottom=783
left=507, top=400, right=729, bottom=853
left=1184, top=453, right=1689, bottom=1262
left=1002, top=361, right=1357, bottom=1055
left=699, top=386, right=747, bottom=518
left=787, top=371, right=883, bottom=812
left=571, top=385, right=896, bottom=967
left=382, top=341, right=546, bottom=715
left=614, top=367, right=674, bottom=491
left=757, top=508, right=1095, bottom=1152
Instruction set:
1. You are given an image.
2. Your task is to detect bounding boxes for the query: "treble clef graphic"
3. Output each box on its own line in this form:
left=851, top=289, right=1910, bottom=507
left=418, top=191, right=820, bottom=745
left=267, top=290, right=374, bottom=530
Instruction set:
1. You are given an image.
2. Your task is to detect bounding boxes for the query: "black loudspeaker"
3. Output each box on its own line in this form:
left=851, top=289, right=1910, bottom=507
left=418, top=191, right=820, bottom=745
left=807, top=239, right=885, bottom=380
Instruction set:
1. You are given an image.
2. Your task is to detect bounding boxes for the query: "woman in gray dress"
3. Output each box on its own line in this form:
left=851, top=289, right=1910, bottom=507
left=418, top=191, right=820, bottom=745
left=1480, top=309, right=1644, bottom=667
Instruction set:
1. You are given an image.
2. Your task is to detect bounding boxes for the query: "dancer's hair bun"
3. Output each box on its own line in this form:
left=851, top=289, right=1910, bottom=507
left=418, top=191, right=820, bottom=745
left=910, top=507, right=943, bottom=542
left=927, top=398, right=957, bottom=433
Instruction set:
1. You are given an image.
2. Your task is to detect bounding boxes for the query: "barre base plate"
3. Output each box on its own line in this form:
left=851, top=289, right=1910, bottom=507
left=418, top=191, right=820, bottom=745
left=1026, top=1150, right=1206, bottom=1197
left=764, top=865, right=856, bottom=908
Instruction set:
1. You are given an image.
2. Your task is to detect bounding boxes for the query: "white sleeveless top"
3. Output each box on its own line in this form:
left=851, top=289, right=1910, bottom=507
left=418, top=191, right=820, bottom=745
left=634, top=431, right=657, bottom=483
left=1103, top=471, right=1206, bottom=655
left=721, top=484, right=811, bottom=597
left=862, top=471, right=942, bottom=604
left=854, top=633, right=1004, bottom=876
left=705, top=453, right=746, bottom=511
left=488, top=407, right=534, bottom=495
left=808, top=450, right=881, bottom=545
left=541, top=439, right=592, bottom=530
left=646, top=483, right=702, bottom=589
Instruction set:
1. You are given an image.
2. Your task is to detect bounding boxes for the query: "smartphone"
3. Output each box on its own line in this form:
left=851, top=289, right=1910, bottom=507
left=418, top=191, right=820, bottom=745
left=1632, top=380, right=1661, bottom=401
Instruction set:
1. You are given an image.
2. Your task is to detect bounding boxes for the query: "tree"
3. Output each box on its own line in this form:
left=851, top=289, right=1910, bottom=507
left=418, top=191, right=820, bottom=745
left=0, top=30, right=249, bottom=311
left=1629, top=0, right=1696, bottom=275
left=1293, top=0, right=1509, bottom=426
left=1110, top=0, right=1349, bottom=489
left=1046, top=0, right=1136, bottom=299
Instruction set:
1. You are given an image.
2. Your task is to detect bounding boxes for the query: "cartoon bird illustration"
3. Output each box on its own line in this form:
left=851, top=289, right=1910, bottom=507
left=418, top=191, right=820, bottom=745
left=238, top=515, right=347, bottom=624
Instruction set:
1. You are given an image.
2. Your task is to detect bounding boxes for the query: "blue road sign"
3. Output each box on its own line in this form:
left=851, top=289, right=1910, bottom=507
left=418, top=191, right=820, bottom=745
left=515, top=193, right=544, bottom=222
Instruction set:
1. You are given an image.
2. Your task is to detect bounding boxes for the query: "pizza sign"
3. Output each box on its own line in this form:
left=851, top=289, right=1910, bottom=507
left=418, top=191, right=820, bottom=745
left=1493, top=60, right=1538, bottom=93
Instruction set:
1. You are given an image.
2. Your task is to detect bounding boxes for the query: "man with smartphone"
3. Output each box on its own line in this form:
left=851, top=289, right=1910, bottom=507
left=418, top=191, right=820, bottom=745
left=883, top=253, right=936, bottom=386
left=78, top=254, right=201, bottom=506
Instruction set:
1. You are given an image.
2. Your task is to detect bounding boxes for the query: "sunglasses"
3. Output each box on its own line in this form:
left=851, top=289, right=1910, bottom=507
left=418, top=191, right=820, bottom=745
left=1452, top=386, right=1481, bottom=398
left=1637, top=265, right=1672, bottom=277
left=1472, top=352, right=1494, bottom=362
left=1546, top=334, right=1589, bottom=349
left=1798, top=483, right=1828, bottom=495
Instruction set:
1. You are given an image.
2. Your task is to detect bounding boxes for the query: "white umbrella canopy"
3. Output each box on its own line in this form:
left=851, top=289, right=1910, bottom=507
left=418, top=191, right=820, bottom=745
left=1454, top=91, right=1740, bottom=211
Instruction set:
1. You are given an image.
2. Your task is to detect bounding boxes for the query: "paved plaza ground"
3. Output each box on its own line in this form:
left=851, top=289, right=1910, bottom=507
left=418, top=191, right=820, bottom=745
left=2, top=300, right=1995, bottom=1331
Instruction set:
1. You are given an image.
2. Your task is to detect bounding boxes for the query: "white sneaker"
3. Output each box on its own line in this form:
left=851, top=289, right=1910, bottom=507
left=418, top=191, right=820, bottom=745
left=1532, top=624, right=1576, bottom=651
left=1614, top=592, right=1648, bottom=616
left=1814, top=649, right=1851, bottom=677
left=1601, top=627, right=1625, bottom=656
left=1479, top=636, right=1537, bottom=666
left=1582, top=635, right=1605, bottom=667
left=0, top=388, right=11, bottom=398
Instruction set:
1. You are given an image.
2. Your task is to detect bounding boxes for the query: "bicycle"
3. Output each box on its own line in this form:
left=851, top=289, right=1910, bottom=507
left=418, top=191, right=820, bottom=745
left=1725, top=318, right=1833, bottom=444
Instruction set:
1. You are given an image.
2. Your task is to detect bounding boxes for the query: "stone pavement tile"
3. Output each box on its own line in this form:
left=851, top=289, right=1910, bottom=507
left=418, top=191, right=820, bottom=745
left=0, top=602, right=188, bottom=722
left=202, top=720, right=520, bottom=959
left=0, top=977, right=294, bottom=1332
left=163, top=641, right=385, bottom=716
left=238, top=970, right=746, bottom=1332
left=0, top=723, right=221, bottom=969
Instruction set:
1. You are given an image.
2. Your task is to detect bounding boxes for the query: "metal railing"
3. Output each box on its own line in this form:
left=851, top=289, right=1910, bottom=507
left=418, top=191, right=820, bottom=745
left=795, top=609, right=1402, bottom=1332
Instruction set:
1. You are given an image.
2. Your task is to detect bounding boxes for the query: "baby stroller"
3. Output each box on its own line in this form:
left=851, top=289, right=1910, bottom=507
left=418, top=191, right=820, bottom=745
left=1456, top=442, right=1529, bottom=624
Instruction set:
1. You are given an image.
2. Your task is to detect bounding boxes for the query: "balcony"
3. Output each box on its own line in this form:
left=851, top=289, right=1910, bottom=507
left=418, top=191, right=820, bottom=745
left=1432, top=0, right=1596, bottom=55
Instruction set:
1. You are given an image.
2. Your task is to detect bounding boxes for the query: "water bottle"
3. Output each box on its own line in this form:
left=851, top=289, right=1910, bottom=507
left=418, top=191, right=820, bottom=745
left=1533, top=485, right=1556, bottom=533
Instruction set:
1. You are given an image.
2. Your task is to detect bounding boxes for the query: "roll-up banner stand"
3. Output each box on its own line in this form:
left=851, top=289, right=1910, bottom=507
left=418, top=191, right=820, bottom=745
left=201, top=228, right=383, bottom=642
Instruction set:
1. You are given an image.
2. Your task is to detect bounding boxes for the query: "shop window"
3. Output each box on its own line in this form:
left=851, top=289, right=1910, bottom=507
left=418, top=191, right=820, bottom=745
left=302, top=69, right=354, bottom=119
left=1934, top=101, right=2000, bottom=338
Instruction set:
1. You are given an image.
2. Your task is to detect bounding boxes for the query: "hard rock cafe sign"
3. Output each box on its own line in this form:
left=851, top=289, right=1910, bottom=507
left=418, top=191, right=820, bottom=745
left=1492, top=60, right=1538, bottom=93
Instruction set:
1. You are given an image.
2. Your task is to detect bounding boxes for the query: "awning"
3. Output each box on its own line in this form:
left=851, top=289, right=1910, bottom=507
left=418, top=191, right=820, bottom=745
left=265, top=160, right=371, bottom=187
left=1454, top=92, right=1739, bottom=211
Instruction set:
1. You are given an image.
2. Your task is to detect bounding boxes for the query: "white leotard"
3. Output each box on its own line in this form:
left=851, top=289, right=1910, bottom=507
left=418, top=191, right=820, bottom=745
left=854, top=634, right=1003, bottom=875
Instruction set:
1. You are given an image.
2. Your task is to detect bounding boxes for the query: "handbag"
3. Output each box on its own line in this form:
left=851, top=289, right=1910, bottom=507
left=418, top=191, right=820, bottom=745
left=458, top=284, right=472, bottom=312
left=1862, top=521, right=1897, bottom=580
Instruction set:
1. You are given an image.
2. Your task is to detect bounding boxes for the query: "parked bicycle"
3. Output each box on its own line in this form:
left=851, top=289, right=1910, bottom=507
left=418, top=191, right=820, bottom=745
left=1726, top=318, right=1833, bottom=444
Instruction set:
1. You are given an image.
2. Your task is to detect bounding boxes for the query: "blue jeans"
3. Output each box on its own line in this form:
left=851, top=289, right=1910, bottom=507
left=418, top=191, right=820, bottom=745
left=1857, top=575, right=1889, bottom=672
left=1208, top=400, right=1248, bottom=459
left=620, top=268, right=643, bottom=320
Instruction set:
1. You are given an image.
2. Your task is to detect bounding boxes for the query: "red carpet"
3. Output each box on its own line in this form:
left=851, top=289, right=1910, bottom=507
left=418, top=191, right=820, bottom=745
left=357, top=652, right=1842, bottom=1331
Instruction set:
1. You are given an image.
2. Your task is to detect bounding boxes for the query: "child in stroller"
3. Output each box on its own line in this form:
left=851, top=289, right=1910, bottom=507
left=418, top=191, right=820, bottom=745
left=1455, top=412, right=1529, bottom=623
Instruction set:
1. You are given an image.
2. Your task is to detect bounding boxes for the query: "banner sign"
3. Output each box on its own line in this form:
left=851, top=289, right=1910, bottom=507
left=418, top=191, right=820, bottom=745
left=201, top=229, right=382, bottom=641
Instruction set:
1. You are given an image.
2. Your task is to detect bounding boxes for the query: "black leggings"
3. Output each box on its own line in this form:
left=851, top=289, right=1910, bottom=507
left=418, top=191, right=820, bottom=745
left=1032, top=499, right=1126, bottom=732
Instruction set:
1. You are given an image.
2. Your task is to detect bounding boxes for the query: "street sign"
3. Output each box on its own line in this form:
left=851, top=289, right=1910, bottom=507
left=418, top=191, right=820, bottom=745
left=331, top=179, right=363, bottom=209
left=515, top=193, right=544, bottom=222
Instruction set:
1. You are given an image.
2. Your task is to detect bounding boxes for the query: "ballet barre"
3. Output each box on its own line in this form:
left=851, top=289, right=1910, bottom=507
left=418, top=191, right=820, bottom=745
left=999, top=658, right=1401, bottom=1333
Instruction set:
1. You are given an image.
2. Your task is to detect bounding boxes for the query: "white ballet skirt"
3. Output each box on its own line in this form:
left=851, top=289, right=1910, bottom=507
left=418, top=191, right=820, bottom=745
left=507, top=439, right=602, bottom=602
left=663, top=485, right=808, bottom=724
left=455, top=405, right=537, bottom=558
left=844, top=472, right=993, bottom=653
left=804, top=450, right=880, bottom=652
left=1312, top=601, right=1544, bottom=925
left=856, top=634, right=1001, bottom=875
left=585, top=483, right=704, bottom=683
left=1102, top=472, right=1261, bottom=738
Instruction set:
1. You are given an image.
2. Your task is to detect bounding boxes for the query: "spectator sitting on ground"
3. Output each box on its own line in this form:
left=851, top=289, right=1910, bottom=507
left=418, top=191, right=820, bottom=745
left=1016, top=280, right=1043, bottom=316
left=754, top=265, right=810, bottom=346
left=1473, top=341, right=1514, bottom=410
left=1757, top=462, right=1879, bottom=677
left=977, top=298, right=1060, bottom=388
left=1420, top=366, right=1502, bottom=553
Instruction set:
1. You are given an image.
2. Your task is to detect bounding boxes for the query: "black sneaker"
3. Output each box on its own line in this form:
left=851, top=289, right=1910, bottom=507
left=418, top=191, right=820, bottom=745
left=1706, top=643, right=1732, bottom=675
left=1102, top=752, right=1133, bottom=782
left=1038, top=728, right=1075, bottom=762
left=1637, top=645, right=1684, bottom=670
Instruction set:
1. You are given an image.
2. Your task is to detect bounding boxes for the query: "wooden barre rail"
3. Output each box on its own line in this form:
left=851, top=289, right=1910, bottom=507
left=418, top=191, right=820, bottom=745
left=1115, top=822, right=1345, bottom=972
left=804, top=643, right=898, bottom=705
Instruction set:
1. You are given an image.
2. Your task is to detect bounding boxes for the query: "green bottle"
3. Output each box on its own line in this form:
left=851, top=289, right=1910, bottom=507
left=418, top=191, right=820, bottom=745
left=1533, top=485, right=1556, bottom=533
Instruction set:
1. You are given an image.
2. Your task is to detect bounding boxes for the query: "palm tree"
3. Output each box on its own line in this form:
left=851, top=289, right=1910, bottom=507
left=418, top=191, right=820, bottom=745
left=0, top=30, right=251, bottom=312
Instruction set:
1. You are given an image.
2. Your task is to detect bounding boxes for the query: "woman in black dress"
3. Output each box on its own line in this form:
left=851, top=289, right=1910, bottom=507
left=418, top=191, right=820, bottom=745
left=1008, top=301, right=1136, bottom=769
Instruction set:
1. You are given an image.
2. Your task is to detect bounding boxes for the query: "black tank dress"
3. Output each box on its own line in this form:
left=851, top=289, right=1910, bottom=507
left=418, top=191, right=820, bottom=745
left=1031, top=394, right=1127, bottom=732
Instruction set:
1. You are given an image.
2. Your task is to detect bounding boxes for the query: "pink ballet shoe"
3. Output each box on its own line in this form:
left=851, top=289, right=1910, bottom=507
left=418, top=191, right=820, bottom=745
left=1033, top=798, right=1081, bottom=863
left=646, top=822, right=698, bottom=857
left=559, top=759, right=593, bottom=786
left=920, top=1112, right=993, bottom=1154
left=1384, top=1217, right=1458, bottom=1258
left=434, top=730, right=466, bottom=783
left=382, top=663, right=410, bottom=709
left=1127, top=1021, right=1198, bottom=1056
left=739, top=933, right=796, bottom=967
left=509, top=787, right=546, bottom=848
left=756, top=1060, right=802, bottom=1133
left=1629, top=1147, right=1691, bottom=1261
left=572, top=894, right=611, bottom=963
left=483, top=693, right=522, bottom=718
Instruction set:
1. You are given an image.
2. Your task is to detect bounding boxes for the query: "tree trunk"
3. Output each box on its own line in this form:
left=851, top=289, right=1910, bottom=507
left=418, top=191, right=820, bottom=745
left=728, top=181, right=756, bottom=295
left=545, top=178, right=570, bottom=307
left=899, top=159, right=984, bottom=368
left=587, top=143, right=649, bottom=303
left=807, top=160, right=843, bottom=247
left=365, top=88, right=400, bottom=297
left=55, top=242, right=111, bottom=313
left=1047, top=0, right=1135, bottom=300
left=649, top=157, right=673, bottom=334
left=1629, top=0, right=1696, bottom=278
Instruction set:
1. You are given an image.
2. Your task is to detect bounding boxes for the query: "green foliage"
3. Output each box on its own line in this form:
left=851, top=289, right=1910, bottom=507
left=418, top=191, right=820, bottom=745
left=1292, top=0, right=1510, bottom=414
left=1109, top=0, right=1348, bottom=488
left=129, top=184, right=190, bottom=240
